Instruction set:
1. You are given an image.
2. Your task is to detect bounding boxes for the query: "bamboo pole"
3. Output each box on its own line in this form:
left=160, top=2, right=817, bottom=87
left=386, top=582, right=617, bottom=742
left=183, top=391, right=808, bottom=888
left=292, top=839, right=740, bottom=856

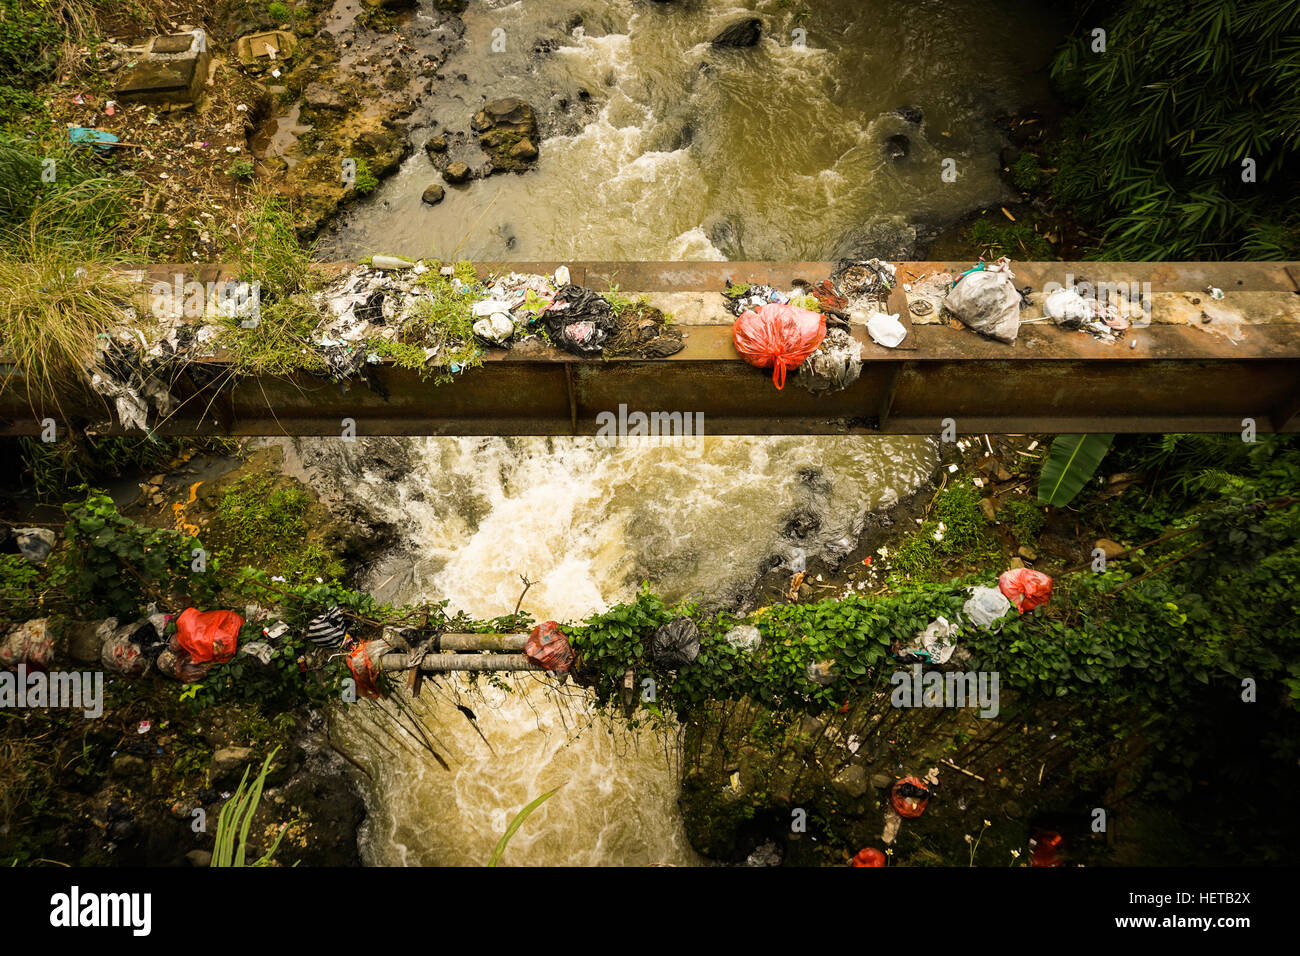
left=378, top=652, right=542, bottom=672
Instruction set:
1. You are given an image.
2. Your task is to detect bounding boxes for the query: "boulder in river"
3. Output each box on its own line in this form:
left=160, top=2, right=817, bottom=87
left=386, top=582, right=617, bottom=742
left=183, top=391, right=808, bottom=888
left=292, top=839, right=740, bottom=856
left=424, top=134, right=448, bottom=157
left=443, top=161, right=471, bottom=184
left=711, top=17, right=762, bottom=48
left=304, top=82, right=345, bottom=111
left=471, top=97, right=540, bottom=173
left=884, top=133, right=910, bottom=161
left=421, top=184, right=446, bottom=205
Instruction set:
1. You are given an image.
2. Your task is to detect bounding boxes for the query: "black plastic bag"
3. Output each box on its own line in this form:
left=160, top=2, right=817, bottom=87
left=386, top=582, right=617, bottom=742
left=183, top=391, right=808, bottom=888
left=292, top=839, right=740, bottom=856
left=544, top=284, right=615, bottom=355
left=651, top=618, right=701, bottom=668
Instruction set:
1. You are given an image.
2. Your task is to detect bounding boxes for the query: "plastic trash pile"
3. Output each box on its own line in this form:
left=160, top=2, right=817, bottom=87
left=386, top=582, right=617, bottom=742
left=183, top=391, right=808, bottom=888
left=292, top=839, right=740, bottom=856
left=1042, top=286, right=1141, bottom=341
left=943, top=257, right=1022, bottom=344
left=894, top=568, right=1053, bottom=665
left=71, top=258, right=691, bottom=432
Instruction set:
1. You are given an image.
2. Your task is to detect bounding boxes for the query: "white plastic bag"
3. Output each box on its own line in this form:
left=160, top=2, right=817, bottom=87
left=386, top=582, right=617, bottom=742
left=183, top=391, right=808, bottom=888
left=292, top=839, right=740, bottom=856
left=963, top=585, right=1011, bottom=629
left=866, top=311, right=907, bottom=348
left=723, top=625, right=762, bottom=653
left=944, top=258, right=1021, bottom=344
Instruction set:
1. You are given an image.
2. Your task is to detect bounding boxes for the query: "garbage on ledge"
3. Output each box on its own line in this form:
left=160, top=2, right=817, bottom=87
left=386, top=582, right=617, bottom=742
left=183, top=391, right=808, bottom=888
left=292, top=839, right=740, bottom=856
left=796, top=326, right=862, bottom=393
left=866, top=311, right=907, bottom=348
left=733, top=302, right=827, bottom=390
left=72, top=258, right=685, bottom=433
left=1043, top=286, right=1137, bottom=341
left=943, top=257, right=1022, bottom=344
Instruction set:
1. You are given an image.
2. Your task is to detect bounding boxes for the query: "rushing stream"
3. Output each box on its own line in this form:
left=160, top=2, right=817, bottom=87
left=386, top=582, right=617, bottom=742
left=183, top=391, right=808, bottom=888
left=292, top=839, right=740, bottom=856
left=328, top=436, right=936, bottom=864
left=317, top=0, right=1065, bottom=865
left=318, top=0, right=1066, bottom=261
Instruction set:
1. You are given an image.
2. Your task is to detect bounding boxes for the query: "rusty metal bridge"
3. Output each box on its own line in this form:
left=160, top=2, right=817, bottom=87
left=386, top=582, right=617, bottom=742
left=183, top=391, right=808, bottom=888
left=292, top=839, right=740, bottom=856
left=4, top=261, right=1300, bottom=436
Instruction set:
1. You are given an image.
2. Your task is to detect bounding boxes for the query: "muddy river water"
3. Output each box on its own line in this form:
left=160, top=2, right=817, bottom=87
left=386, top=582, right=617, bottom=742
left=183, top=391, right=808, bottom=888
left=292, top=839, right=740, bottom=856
left=323, top=0, right=1065, bottom=865
left=319, top=0, right=1066, bottom=261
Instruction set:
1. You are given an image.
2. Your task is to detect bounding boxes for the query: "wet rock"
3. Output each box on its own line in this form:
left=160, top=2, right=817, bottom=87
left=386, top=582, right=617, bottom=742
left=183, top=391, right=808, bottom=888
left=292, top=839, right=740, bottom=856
left=424, top=135, right=448, bottom=156
left=509, top=138, right=538, bottom=161
left=421, top=184, right=446, bottom=205
left=212, top=746, right=255, bottom=774
left=884, top=133, right=910, bottom=161
left=357, top=128, right=397, bottom=155
left=833, top=764, right=869, bottom=799
left=472, top=98, right=540, bottom=173
left=304, top=82, right=345, bottom=111
left=443, top=161, right=471, bottom=184
left=113, top=755, right=148, bottom=777
left=185, top=849, right=212, bottom=867
left=745, top=841, right=783, bottom=866
left=711, top=17, right=762, bottom=48
left=1095, top=538, right=1124, bottom=559
left=871, top=773, right=893, bottom=790
left=833, top=216, right=918, bottom=261
left=66, top=619, right=106, bottom=664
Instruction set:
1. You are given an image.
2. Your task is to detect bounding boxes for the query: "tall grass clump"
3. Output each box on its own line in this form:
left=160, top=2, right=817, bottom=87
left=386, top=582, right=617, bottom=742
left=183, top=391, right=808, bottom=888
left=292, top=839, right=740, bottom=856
left=0, top=162, right=145, bottom=411
left=1049, top=0, right=1300, bottom=259
left=217, top=193, right=325, bottom=375
left=212, top=746, right=290, bottom=867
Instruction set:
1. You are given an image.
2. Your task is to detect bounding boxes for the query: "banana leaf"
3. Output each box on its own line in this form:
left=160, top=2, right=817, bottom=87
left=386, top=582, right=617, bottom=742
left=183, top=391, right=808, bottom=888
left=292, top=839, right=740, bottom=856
left=1038, top=434, right=1114, bottom=506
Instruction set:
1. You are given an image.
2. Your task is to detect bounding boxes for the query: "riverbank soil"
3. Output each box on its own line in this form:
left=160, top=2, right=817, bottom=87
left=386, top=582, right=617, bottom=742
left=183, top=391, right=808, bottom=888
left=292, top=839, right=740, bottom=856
left=0, top=440, right=368, bottom=866
left=5, top=0, right=465, bottom=257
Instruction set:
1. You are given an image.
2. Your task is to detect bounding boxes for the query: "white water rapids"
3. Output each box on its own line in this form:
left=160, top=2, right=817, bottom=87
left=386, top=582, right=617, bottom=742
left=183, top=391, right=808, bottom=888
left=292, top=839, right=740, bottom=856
left=324, top=436, right=935, bottom=865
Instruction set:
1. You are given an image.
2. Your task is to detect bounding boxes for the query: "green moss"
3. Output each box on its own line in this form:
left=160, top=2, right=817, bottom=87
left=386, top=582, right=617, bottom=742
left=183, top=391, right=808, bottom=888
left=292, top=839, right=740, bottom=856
left=890, top=481, right=997, bottom=579
left=1009, top=151, right=1048, bottom=192
left=207, top=473, right=344, bottom=582
left=1001, top=499, right=1046, bottom=545
left=965, top=214, right=1054, bottom=261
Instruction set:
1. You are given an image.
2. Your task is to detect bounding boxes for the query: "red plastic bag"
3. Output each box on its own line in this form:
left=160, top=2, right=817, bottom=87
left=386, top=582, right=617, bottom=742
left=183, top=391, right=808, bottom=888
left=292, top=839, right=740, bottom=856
left=998, top=569, right=1053, bottom=613
left=732, top=303, right=826, bottom=389
left=346, top=640, right=387, bottom=699
left=890, top=776, right=932, bottom=818
left=851, top=847, right=886, bottom=867
left=525, top=621, right=574, bottom=672
left=175, top=608, right=242, bottom=663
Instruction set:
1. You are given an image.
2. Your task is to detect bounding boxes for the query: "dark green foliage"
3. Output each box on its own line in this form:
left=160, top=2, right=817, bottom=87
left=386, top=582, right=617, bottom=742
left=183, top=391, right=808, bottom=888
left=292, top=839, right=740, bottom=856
left=0, top=0, right=60, bottom=126
left=1049, top=0, right=1300, bottom=259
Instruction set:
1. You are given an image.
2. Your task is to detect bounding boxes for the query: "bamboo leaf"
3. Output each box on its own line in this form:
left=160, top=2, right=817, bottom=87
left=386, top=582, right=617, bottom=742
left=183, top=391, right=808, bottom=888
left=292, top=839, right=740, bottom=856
left=1038, top=435, right=1115, bottom=507
left=487, top=787, right=560, bottom=867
